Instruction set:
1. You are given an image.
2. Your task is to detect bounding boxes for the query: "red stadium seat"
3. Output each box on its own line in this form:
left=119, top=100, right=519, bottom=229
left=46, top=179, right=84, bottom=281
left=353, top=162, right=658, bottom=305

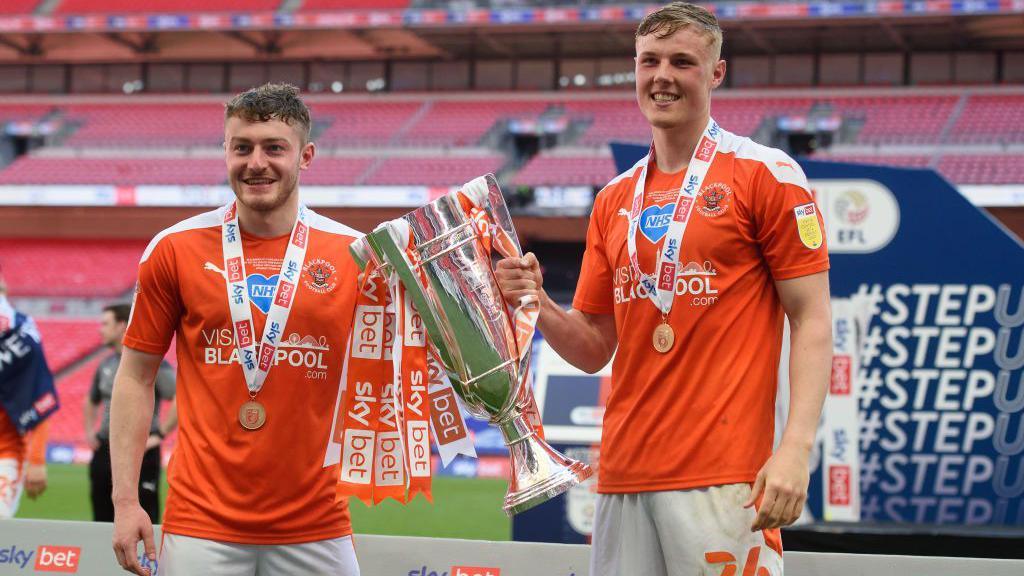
left=0, top=157, right=225, bottom=185
left=55, top=0, right=280, bottom=14
left=938, top=154, right=1024, bottom=185
left=62, top=103, right=225, bottom=148
left=35, top=320, right=103, bottom=373
left=949, top=95, right=1024, bottom=144
left=0, top=238, right=147, bottom=297
left=0, top=0, right=40, bottom=15
left=302, top=157, right=375, bottom=185
left=364, top=156, right=504, bottom=186
left=300, top=0, right=409, bottom=9
left=47, top=356, right=102, bottom=445
left=512, top=154, right=616, bottom=187
left=400, top=101, right=548, bottom=146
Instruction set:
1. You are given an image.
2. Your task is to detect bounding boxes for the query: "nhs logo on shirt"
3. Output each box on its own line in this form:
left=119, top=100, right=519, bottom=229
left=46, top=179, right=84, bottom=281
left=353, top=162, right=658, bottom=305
left=247, top=274, right=279, bottom=314
left=639, top=203, right=675, bottom=244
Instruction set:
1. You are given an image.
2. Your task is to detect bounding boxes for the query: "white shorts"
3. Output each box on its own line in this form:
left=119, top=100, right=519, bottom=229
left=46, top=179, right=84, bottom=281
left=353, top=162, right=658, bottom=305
left=0, top=458, right=24, bottom=519
left=590, top=484, right=784, bottom=576
left=158, top=533, right=360, bottom=576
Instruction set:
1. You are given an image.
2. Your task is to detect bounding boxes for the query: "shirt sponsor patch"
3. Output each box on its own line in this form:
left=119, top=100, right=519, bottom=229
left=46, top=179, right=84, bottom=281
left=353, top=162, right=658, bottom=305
left=794, top=202, right=823, bottom=250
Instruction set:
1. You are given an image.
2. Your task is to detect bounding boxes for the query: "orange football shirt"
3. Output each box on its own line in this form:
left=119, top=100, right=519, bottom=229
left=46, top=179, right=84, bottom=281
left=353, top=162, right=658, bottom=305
left=573, top=128, right=829, bottom=494
left=125, top=206, right=360, bottom=543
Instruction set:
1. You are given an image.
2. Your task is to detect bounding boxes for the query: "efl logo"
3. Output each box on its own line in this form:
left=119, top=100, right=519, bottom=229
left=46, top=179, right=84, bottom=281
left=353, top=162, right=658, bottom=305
left=275, top=280, right=296, bottom=308
left=829, top=465, right=851, bottom=506
left=34, top=545, right=81, bottom=573
left=452, top=566, right=500, bottom=576
left=226, top=257, right=244, bottom=283
left=224, top=203, right=236, bottom=222
left=830, top=355, right=851, bottom=395
left=258, top=344, right=276, bottom=372
left=235, top=320, right=254, bottom=348
left=695, top=136, right=716, bottom=162
left=673, top=197, right=693, bottom=222
left=292, top=221, right=309, bottom=248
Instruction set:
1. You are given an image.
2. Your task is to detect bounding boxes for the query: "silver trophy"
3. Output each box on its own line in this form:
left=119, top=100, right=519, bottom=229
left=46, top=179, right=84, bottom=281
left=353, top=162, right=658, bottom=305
left=350, top=174, right=592, bottom=515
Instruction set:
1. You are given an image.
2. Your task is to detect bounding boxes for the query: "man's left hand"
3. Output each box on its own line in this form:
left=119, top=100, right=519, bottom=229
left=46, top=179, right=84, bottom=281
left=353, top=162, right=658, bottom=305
left=24, top=464, right=47, bottom=499
left=744, top=443, right=810, bottom=531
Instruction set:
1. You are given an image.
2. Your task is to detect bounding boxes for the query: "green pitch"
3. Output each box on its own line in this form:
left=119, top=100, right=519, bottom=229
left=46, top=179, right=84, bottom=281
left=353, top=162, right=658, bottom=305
left=16, top=464, right=511, bottom=541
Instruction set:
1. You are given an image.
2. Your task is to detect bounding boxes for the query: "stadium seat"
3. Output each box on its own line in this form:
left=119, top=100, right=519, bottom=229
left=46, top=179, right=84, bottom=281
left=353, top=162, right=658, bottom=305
left=949, top=95, right=1024, bottom=144
left=364, top=155, right=504, bottom=186
left=0, top=0, right=40, bottom=15
left=0, top=238, right=146, bottom=297
left=54, top=0, right=280, bottom=14
left=938, top=155, right=1024, bottom=185
left=512, top=154, right=616, bottom=187
left=35, top=320, right=103, bottom=374
left=61, top=103, right=225, bottom=148
left=0, top=157, right=225, bottom=185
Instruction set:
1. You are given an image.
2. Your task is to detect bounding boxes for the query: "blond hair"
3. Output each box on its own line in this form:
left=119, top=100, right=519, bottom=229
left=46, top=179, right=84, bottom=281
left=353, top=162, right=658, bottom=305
left=636, top=2, right=723, bottom=61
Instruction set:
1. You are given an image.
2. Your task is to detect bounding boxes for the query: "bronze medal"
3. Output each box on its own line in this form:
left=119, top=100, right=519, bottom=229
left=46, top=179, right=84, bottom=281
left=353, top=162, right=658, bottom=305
left=239, top=400, right=267, bottom=430
left=653, top=323, right=675, bottom=353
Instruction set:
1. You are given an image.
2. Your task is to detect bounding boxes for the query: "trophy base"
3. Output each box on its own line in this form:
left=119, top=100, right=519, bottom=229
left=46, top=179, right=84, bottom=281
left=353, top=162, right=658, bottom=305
left=501, top=417, right=594, bottom=516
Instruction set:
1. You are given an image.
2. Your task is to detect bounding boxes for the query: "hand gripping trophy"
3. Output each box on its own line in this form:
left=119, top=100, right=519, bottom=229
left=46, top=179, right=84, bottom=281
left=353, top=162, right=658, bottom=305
left=343, top=174, right=592, bottom=515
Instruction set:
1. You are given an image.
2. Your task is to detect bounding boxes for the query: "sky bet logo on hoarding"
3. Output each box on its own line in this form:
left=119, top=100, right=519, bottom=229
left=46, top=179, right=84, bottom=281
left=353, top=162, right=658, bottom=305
left=408, top=566, right=500, bottom=576
left=0, top=544, right=82, bottom=572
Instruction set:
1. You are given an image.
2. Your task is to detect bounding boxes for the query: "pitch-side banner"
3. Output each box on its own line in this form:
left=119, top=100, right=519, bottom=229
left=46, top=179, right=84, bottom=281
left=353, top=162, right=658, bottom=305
left=611, top=143, right=1024, bottom=526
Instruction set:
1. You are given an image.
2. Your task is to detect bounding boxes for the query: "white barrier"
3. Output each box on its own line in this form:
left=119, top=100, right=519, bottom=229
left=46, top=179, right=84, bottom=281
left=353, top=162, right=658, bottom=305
left=0, top=519, right=1022, bottom=575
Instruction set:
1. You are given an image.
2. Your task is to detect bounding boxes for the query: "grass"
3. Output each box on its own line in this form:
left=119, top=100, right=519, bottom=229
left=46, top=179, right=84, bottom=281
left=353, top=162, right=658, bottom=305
left=16, top=464, right=511, bottom=541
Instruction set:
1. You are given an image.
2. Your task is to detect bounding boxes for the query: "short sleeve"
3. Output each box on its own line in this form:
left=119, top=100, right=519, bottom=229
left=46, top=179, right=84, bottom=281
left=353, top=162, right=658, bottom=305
left=572, top=192, right=616, bottom=315
left=124, top=237, right=182, bottom=355
left=155, top=360, right=176, bottom=400
left=752, top=156, right=830, bottom=281
left=88, top=363, right=102, bottom=404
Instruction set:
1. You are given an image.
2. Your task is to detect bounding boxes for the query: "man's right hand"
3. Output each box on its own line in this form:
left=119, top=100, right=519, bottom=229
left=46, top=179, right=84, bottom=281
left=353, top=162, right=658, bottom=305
left=112, top=502, right=156, bottom=576
left=494, top=253, right=545, bottom=307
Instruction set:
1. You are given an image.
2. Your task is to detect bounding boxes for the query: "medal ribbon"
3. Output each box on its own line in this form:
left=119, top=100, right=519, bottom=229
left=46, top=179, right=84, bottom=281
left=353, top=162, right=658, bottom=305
left=626, top=118, right=721, bottom=316
left=221, top=201, right=311, bottom=398
left=334, top=263, right=390, bottom=504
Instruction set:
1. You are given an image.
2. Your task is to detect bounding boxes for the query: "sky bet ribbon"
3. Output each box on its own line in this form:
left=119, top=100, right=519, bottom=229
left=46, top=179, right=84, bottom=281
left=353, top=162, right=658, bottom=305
left=220, top=201, right=311, bottom=430
left=625, top=117, right=721, bottom=353
left=0, top=296, right=58, bottom=434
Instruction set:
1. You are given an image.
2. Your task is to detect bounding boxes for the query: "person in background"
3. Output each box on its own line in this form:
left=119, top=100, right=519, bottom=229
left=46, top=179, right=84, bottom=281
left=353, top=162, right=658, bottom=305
left=85, top=302, right=176, bottom=523
left=0, top=265, right=58, bottom=518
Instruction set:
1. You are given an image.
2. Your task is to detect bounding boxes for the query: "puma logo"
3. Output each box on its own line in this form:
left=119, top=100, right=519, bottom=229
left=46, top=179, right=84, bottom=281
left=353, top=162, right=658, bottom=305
left=776, top=160, right=795, bottom=170
left=203, top=262, right=227, bottom=280
left=618, top=208, right=630, bottom=219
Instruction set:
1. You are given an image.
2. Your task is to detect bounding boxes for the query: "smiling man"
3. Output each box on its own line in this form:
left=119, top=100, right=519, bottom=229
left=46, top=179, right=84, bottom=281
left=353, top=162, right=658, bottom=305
left=109, top=84, right=362, bottom=576
left=495, top=3, right=832, bottom=575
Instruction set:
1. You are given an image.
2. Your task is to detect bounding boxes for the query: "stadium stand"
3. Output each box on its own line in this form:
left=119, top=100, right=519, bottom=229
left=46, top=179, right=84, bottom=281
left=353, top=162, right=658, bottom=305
left=512, top=153, right=617, bottom=187
left=35, top=320, right=103, bottom=374
left=828, top=95, right=958, bottom=145
left=0, top=0, right=40, bottom=15
left=364, top=155, right=505, bottom=186
left=400, top=100, right=549, bottom=146
left=302, top=156, right=375, bottom=185
left=61, top=103, right=225, bottom=148
left=301, top=0, right=410, bottom=9
left=0, top=104, right=53, bottom=123
left=313, top=102, right=423, bottom=147
left=0, top=157, right=225, bottom=185
left=949, top=94, right=1024, bottom=145
left=54, top=0, right=281, bottom=14
left=45, top=356, right=101, bottom=445
left=938, top=155, right=1024, bottom=185
left=0, top=238, right=146, bottom=297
